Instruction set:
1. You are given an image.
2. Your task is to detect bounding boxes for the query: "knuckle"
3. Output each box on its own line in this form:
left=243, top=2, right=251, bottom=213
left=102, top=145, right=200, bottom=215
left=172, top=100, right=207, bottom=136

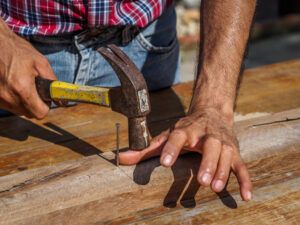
left=162, top=148, right=176, bottom=157
left=39, top=56, right=50, bottom=67
left=151, top=137, right=163, bottom=146
left=209, top=136, right=221, bottom=145
left=171, top=129, right=187, bottom=139
left=203, top=162, right=216, bottom=173
left=223, top=145, right=234, bottom=153
left=6, top=74, right=16, bottom=88
left=234, top=161, right=247, bottom=173
left=35, top=57, right=51, bottom=72
left=216, top=170, right=228, bottom=180
left=10, top=80, right=24, bottom=96
left=0, top=91, right=8, bottom=102
left=16, top=85, right=26, bottom=96
left=34, top=107, right=48, bottom=120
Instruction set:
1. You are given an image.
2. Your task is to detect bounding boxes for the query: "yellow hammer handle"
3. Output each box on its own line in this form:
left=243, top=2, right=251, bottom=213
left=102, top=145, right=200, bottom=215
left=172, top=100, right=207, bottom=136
left=35, top=77, right=111, bottom=106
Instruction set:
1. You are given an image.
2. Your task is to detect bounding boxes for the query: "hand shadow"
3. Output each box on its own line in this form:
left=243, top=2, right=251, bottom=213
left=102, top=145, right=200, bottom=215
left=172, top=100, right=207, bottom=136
left=0, top=116, right=115, bottom=165
left=133, top=87, right=237, bottom=209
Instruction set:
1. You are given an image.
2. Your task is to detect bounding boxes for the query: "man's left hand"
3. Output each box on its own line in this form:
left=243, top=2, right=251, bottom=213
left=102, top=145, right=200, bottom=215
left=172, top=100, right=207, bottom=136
left=119, top=106, right=252, bottom=201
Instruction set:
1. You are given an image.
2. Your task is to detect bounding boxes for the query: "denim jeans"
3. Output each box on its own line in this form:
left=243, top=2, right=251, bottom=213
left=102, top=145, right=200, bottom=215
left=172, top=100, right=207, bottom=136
left=0, top=5, right=181, bottom=116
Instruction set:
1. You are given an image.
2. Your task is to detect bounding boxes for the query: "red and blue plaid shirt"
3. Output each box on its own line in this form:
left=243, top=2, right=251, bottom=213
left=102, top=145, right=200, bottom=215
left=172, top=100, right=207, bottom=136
left=0, top=0, right=173, bottom=36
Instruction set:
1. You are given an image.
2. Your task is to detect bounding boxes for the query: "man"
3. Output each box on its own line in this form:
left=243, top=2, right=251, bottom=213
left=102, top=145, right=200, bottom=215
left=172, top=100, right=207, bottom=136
left=0, top=0, right=256, bottom=201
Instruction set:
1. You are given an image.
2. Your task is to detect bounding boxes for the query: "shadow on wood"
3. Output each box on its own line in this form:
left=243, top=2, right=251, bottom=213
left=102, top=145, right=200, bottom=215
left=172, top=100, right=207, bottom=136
left=0, top=117, right=108, bottom=158
left=217, top=189, right=238, bottom=209
left=147, top=87, right=186, bottom=136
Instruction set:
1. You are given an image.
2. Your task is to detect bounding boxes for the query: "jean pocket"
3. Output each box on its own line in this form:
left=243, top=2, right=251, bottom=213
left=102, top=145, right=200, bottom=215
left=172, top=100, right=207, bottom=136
left=136, top=31, right=177, bottom=54
left=135, top=5, right=178, bottom=54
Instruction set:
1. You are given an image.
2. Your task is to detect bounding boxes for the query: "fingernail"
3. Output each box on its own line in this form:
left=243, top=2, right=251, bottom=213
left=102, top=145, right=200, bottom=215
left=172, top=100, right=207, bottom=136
left=214, top=180, right=224, bottom=191
left=201, top=173, right=212, bottom=185
left=246, top=191, right=252, bottom=201
left=163, top=155, right=172, bottom=166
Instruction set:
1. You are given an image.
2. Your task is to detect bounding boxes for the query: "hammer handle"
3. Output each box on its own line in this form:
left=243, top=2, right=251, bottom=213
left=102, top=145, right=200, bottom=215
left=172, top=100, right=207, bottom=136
left=35, top=77, right=110, bottom=106
left=128, top=117, right=150, bottom=150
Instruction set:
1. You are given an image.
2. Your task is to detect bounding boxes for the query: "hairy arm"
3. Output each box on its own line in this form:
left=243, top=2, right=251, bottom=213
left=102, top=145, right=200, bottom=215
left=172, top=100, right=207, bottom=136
left=190, top=0, right=256, bottom=117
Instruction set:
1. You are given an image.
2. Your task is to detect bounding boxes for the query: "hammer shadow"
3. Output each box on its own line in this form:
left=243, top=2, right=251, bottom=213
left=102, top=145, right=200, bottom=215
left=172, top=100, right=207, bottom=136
left=133, top=88, right=237, bottom=209
left=0, top=116, right=114, bottom=164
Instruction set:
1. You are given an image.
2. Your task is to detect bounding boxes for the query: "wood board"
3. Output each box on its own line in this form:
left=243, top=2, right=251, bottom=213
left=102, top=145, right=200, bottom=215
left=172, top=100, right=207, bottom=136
left=0, top=59, right=300, bottom=177
left=0, top=108, right=299, bottom=225
left=0, top=59, right=299, bottom=224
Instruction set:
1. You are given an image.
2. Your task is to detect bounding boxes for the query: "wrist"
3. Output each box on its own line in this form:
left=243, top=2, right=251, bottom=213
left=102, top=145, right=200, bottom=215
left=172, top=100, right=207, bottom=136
left=189, top=102, right=234, bottom=120
left=189, top=85, right=235, bottom=122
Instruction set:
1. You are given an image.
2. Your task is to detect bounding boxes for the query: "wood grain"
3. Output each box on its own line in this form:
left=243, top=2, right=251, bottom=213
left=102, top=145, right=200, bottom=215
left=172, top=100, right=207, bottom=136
left=0, top=109, right=299, bottom=225
left=0, top=60, right=299, bottom=177
left=122, top=176, right=300, bottom=225
left=0, top=59, right=299, bottom=224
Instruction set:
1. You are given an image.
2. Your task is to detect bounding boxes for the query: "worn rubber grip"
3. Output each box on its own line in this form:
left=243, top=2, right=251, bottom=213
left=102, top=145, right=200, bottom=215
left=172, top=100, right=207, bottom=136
left=128, top=116, right=150, bottom=150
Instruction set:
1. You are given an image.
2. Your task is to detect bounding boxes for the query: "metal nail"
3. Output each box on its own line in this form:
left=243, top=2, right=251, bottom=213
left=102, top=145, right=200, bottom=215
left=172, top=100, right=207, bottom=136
left=116, top=123, right=120, bottom=167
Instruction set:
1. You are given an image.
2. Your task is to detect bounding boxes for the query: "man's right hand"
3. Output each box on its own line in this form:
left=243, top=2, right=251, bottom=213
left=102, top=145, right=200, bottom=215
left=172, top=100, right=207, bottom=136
left=0, top=18, right=57, bottom=119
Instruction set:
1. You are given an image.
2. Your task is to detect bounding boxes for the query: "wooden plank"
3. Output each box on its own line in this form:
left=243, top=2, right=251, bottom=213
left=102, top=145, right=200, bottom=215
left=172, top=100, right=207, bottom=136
left=235, top=59, right=300, bottom=114
left=0, top=109, right=299, bottom=225
left=0, top=59, right=299, bottom=156
left=119, top=176, right=300, bottom=225
left=0, top=105, right=299, bottom=177
left=0, top=60, right=299, bottom=177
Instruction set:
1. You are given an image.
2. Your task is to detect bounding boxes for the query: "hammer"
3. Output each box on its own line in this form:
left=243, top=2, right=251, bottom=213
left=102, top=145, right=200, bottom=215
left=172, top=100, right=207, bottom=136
left=35, top=44, right=151, bottom=150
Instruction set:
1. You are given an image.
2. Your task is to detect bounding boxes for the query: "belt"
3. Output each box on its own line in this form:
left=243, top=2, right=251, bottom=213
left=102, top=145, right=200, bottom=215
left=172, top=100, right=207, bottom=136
left=23, top=25, right=140, bottom=47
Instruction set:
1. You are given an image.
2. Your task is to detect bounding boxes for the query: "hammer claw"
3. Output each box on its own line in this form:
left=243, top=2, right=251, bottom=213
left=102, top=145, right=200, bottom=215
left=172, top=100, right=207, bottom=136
left=106, top=44, right=135, bottom=66
left=98, top=47, right=125, bottom=68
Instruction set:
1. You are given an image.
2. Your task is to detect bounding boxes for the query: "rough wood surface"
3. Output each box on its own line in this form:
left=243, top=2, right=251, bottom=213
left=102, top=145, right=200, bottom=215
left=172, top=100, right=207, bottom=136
left=0, top=109, right=299, bottom=225
left=0, top=60, right=299, bottom=224
left=120, top=176, right=300, bottom=225
left=0, top=60, right=300, bottom=177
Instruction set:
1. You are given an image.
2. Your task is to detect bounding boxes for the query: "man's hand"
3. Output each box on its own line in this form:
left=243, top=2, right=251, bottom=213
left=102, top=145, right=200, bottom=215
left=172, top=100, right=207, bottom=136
left=119, top=107, right=252, bottom=201
left=0, top=18, right=57, bottom=119
left=120, top=0, right=256, bottom=202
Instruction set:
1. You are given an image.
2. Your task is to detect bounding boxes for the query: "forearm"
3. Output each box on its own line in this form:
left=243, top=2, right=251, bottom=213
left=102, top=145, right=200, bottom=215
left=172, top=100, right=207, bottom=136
left=190, top=0, right=256, bottom=118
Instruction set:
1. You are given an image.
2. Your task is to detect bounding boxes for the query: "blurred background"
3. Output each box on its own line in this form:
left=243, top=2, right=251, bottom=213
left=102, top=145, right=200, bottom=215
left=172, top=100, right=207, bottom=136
left=177, top=0, right=300, bottom=82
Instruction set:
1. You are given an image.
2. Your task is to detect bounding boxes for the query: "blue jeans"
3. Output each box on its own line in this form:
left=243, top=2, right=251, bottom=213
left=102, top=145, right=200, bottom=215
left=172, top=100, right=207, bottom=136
left=0, top=5, right=180, bottom=116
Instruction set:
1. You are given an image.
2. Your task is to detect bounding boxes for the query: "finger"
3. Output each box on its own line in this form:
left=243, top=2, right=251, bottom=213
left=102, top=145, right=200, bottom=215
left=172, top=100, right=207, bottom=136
left=232, top=154, right=252, bottom=201
left=119, top=130, right=169, bottom=165
left=21, top=80, right=50, bottom=120
left=35, top=57, right=58, bottom=80
left=160, top=129, right=187, bottom=167
left=211, top=144, right=233, bottom=192
left=0, top=92, right=33, bottom=118
left=197, top=137, right=221, bottom=186
left=26, top=59, right=57, bottom=119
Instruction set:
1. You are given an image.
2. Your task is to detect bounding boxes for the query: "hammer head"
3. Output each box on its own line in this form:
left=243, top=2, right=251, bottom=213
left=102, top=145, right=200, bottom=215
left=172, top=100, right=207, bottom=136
left=98, top=44, right=151, bottom=150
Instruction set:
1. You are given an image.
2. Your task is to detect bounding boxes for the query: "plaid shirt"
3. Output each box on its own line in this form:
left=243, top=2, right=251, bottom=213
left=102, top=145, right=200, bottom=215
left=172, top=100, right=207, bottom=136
left=0, top=0, right=173, bottom=35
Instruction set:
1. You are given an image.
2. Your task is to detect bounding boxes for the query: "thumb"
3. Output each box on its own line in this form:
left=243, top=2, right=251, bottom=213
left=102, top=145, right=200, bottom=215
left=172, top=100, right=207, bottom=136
left=119, top=131, right=169, bottom=165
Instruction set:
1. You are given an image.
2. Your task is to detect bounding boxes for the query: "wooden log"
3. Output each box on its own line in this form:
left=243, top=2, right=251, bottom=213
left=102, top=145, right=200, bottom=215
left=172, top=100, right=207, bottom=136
left=0, top=109, right=299, bottom=225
